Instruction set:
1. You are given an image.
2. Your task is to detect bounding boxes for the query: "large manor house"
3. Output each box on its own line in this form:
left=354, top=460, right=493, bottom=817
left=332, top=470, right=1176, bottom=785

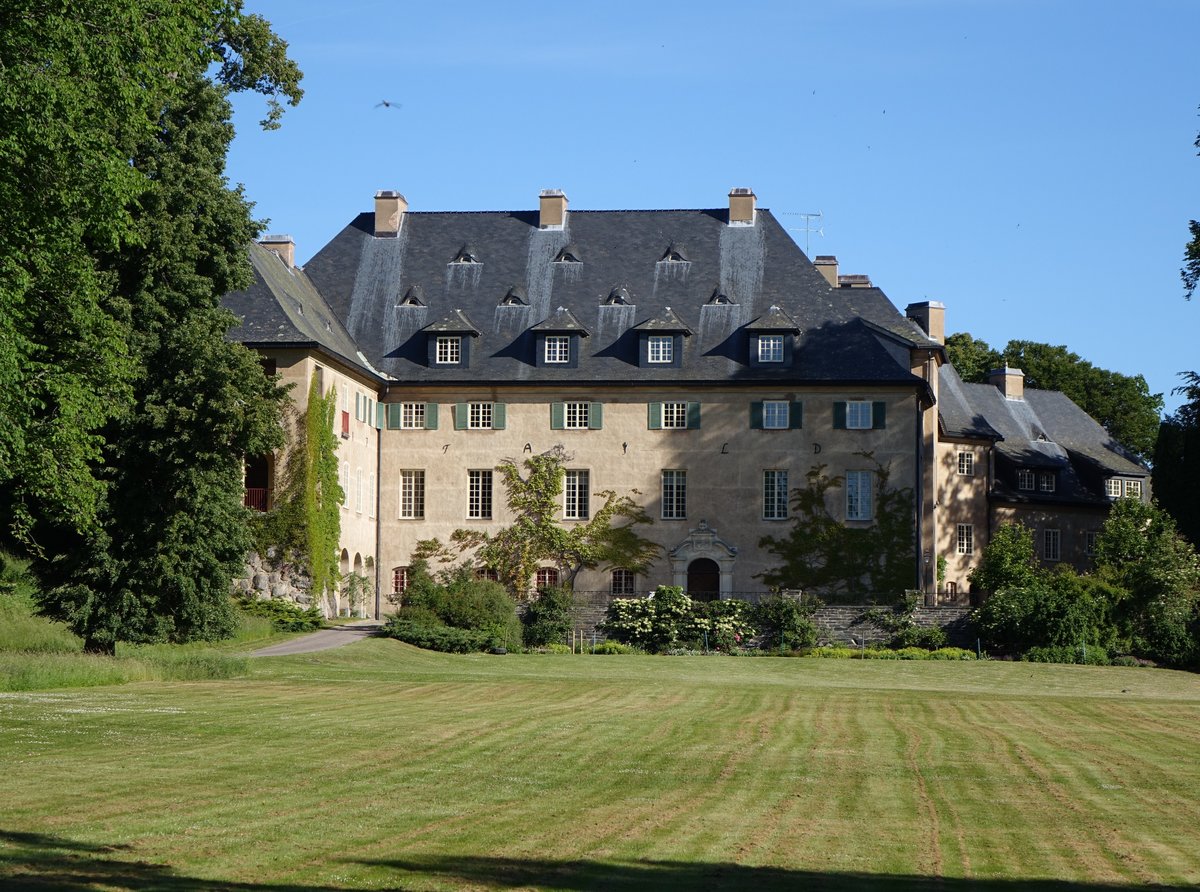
left=224, top=188, right=1149, bottom=617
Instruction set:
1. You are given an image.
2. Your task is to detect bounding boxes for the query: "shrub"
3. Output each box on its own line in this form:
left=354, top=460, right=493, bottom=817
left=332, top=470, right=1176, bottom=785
left=1023, top=644, right=1111, bottom=666
left=687, top=598, right=756, bottom=652
left=404, top=571, right=521, bottom=650
left=927, top=647, right=977, bottom=661
left=383, top=618, right=491, bottom=654
left=590, top=640, right=636, bottom=655
left=752, top=593, right=817, bottom=651
left=601, top=587, right=692, bottom=652
left=236, top=597, right=323, bottom=632
left=522, top=586, right=573, bottom=647
left=1109, top=654, right=1143, bottom=667
left=973, top=571, right=1119, bottom=656
left=538, top=643, right=573, bottom=654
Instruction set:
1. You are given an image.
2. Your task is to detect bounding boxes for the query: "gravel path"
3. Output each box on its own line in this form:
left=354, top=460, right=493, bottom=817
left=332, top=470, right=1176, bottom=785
left=247, top=619, right=384, bottom=657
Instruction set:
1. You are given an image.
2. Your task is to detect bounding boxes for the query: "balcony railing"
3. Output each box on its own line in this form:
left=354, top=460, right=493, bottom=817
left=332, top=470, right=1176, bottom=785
left=244, top=488, right=268, bottom=512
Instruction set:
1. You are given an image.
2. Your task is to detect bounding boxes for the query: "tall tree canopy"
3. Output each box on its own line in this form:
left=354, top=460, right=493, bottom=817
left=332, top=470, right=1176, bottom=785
left=1153, top=373, right=1200, bottom=545
left=945, top=333, right=1162, bottom=462
left=1, top=3, right=303, bottom=651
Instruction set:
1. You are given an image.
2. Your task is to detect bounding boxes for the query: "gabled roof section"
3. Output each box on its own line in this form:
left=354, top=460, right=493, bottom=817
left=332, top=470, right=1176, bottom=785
left=745, top=305, right=801, bottom=333
left=633, top=306, right=693, bottom=335
left=530, top=306, right=589, bottom=336
left=423, top=308, right=480, bottom=336
left=223, top=243, right=386, bottom=381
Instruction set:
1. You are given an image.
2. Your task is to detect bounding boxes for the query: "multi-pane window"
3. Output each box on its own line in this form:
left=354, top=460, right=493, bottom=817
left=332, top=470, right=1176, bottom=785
left=535, top=568, right=560, bottom=590
left=565, top=402, right=590, bottom=429
left=402, top=402, right=426, bottom=429
left=611, top=569, right=636, bottom=595
left=763, top=470, right=789, bottom=520
left=845, top=470, right=874, bottom=521
left=469, top=402, right=493, bottom=429
left=648, top=336, right=673, bottom=363
left=1017, top=469, right=1035, bottom=491
left=763, top=400, right=789, bottom=430
left=957, top=524, right=974, bottom=555
left=436, top=336, right=460, bottom=364
left=957, top=452, right=974, bottom=476
left=661, top=402, right=688, bottom=429
left=468, top=470, right=493, bottom=519
left=662, top=470, right=687, bottom=519
left=1039, top=472, right=1056, bottom=493
left=1044, top=529, right=1061, bottom=562
left=846, top=401, right=873, bottom=430
left=1084, top=531, right=1099, bottom=556
left=544, top=336, right=570, bottom=364
left=475, top=567, right=499, bottom=582
left=1105, top=478, right=1123, bottom=498
left=400, top=470, right=425, bottom=519
left=355, top=468, right=363, bottom=513
left=1124, top=479, right=1143, bottom=498
left=758, top=335, right=784, bottom=363
left=340, top=462, right=349, bottom=507
left=392, top=567, right=409, bottom=596
left=564, top=470, right=590, bottom=520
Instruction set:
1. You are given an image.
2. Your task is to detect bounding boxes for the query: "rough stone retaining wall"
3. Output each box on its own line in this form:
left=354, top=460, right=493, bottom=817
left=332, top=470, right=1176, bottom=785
left=568, top=603, right=975, bottom=648
left=233, top=550, right=312, bottom=606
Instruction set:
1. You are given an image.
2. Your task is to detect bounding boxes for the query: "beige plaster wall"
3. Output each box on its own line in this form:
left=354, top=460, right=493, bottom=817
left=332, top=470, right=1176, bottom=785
left=992, top=503, right=1107, bottom=575
left=935, top=440, right=991, bottom=595
left=377, top=385, right=920, bottom=601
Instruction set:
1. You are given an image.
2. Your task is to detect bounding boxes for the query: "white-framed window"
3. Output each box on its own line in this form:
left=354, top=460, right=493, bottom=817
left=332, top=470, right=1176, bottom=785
left=1084, top=531, right=1099, bottom=556
left=400, top=470, right=425, bottom=519
left=340, top=462, right=349, bottom=508
left=1039, top=472, right=1056, bottom=493
left=758, top=335, right=784, bottom=363
left=565, top=402, right=590, bottom=429
left=846, top=401, right=873, bottom=430
left=355, top=468, right=363, bottom=513
left=845, top=470, right=874, bottom=521
left=1105, top=478, right=1123, bottom=498
left=957, top=452, right=974, bottom=476
left=648, top=336, right=673, bottom=364
left=957, top=524, right=974, bottom=555
left=662, top=469, right=687, bottom=519
left=763, top=470, right=789, bottom=520
left=611, top=568, right=636, bottom=595
left=368, top=472, right=376, bottom=519
left=475, top=567, right=499, bottom=582
left=468, top=402, right=493, bottom=429
left=1017, top=469, right=1035, bottom=491
left=544, top=336, right=570, bottom=364
left=564, top=469, right=590, bottom=520
left=402, top=402, right=426, bottom=429
left=1124, top=479, right=1143, bottom=498
left=535, top=568, right=560, bottom=590
left=661, top=402, right=688, bottom=429
left=392, top=566, right=409, bottom=595
left=468, top=470, right=493, bottom=519
left=763, top=400, right=789, bottom=430
left=1044, top=528, right=1061, bottom=562
left=436, top=336, right=460, bottom=364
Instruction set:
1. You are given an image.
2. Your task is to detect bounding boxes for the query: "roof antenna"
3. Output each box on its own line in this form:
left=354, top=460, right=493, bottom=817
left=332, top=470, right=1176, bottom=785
left=783, top=211, right=824, bottom=256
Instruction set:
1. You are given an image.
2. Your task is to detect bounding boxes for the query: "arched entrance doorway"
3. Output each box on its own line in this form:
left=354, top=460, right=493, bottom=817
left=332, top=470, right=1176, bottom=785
left=687, top=558, right=720, bottom=601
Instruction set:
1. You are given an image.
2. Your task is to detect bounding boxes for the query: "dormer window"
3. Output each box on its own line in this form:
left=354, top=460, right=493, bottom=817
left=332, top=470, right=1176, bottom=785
left=553, top=245, right=582, bottom=263
left=450, top=245, right=480, bottom=264
left=397, top=285, right=425, bottom=307
left=544, top=336, right=570, bottom=364
left=648, top=336, right=673, bottom=364
left=604, top=287, right=632, bottom=306
left=1039, top=472, right=1056, bottom=493
left=758, top=335, right=784, bottom=363
left=436, top=336, right=460, bottom=364
left=500, top=286, right=528, bottom=306
left=660, top=244, right=689, bottom=263
left=531, top=306, right=589, bottom=369
left=707, top=290, right=734, bottom=305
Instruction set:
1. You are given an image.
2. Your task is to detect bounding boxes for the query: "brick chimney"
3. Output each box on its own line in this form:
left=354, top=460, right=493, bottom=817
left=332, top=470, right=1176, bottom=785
left=539, top=189, right=568, bottom=229
left=988, top=366, right=1025, bottom=401
left=259, top=234, right=295, bottom=269
left=905, top=301, right=946, bottom=345
left=374, top=190, right=408, bottom=237
left=728, top=187, right=756, bottom=225
left=814, top=255, right=838, bottom=287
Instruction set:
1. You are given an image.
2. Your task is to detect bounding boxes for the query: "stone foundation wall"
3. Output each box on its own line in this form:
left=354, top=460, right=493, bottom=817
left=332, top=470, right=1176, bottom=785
left=232, top=550, right=313, bottom=606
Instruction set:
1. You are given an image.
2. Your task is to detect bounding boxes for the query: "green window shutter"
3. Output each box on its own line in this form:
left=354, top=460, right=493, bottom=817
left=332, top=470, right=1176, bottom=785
left=872, top=401, right=887, bottom=429
left=749, top=401, right=764, bottom=430
left=387, top=403, right=402, bottom=429
left=550, top=402, right=565, bottom=430
left=790, top=401, right=804, bottom=429
left=454, top=403, right=468, bottom=430
left=589, top=402, right=603, bottom=430
left=833, top=401, right=847, bottom=429
left=648, top=402, right=663, bottom=430
left=687, top=402, right=701, bottom=430
left=425, top=403, right=439, bottom=430
left=492, top=403, right=507, bottom=430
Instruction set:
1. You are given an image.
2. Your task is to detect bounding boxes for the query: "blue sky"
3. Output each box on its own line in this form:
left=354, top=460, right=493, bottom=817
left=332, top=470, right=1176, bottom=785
left=225, top=0, right=1199, bottom=416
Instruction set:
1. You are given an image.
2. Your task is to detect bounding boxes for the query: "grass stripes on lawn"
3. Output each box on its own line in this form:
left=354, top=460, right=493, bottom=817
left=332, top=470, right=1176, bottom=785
left=1, top=640, right=1198, bottom=890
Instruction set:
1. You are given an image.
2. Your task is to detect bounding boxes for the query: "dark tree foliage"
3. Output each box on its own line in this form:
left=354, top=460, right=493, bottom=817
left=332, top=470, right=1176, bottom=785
left=2, top=3, right=303, bottom=652
left=759, top=455, right=915, bottom=597
left=945, top=333, right=1162, bottom=462
left=967, top=522, right=1041, bottom=596
left=1153, top=372, right=1200, bottom=545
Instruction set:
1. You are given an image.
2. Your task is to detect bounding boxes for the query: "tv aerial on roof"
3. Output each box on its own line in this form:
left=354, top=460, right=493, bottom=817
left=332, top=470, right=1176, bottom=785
left=782, top=210, right=824, bottom=256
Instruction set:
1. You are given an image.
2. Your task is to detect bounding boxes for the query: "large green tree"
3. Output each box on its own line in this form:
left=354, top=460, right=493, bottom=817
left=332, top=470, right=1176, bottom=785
left=1153, top=373, right=1200, bottom=545
left=1, top=3, right=302, bottom=652
left=945, top=333, right=1162, bottom=461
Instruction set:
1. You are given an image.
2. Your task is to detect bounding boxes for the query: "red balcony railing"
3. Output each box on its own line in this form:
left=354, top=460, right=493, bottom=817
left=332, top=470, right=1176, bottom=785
left=244, top=488, right=268, bottom=512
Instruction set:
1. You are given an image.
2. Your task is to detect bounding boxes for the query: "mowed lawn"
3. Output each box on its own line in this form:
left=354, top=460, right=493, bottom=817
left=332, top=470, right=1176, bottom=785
left=2, top=641, right=1199, bottom=891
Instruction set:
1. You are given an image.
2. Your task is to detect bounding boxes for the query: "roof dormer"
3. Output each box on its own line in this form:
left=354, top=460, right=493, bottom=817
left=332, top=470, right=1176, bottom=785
left=633, top=307, right=691, bottom=369
left=531, top=307, right=589, bottom=369
left=422, top=309, right=480, bottom=368
left=745, top=305, right=801, bottom=368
